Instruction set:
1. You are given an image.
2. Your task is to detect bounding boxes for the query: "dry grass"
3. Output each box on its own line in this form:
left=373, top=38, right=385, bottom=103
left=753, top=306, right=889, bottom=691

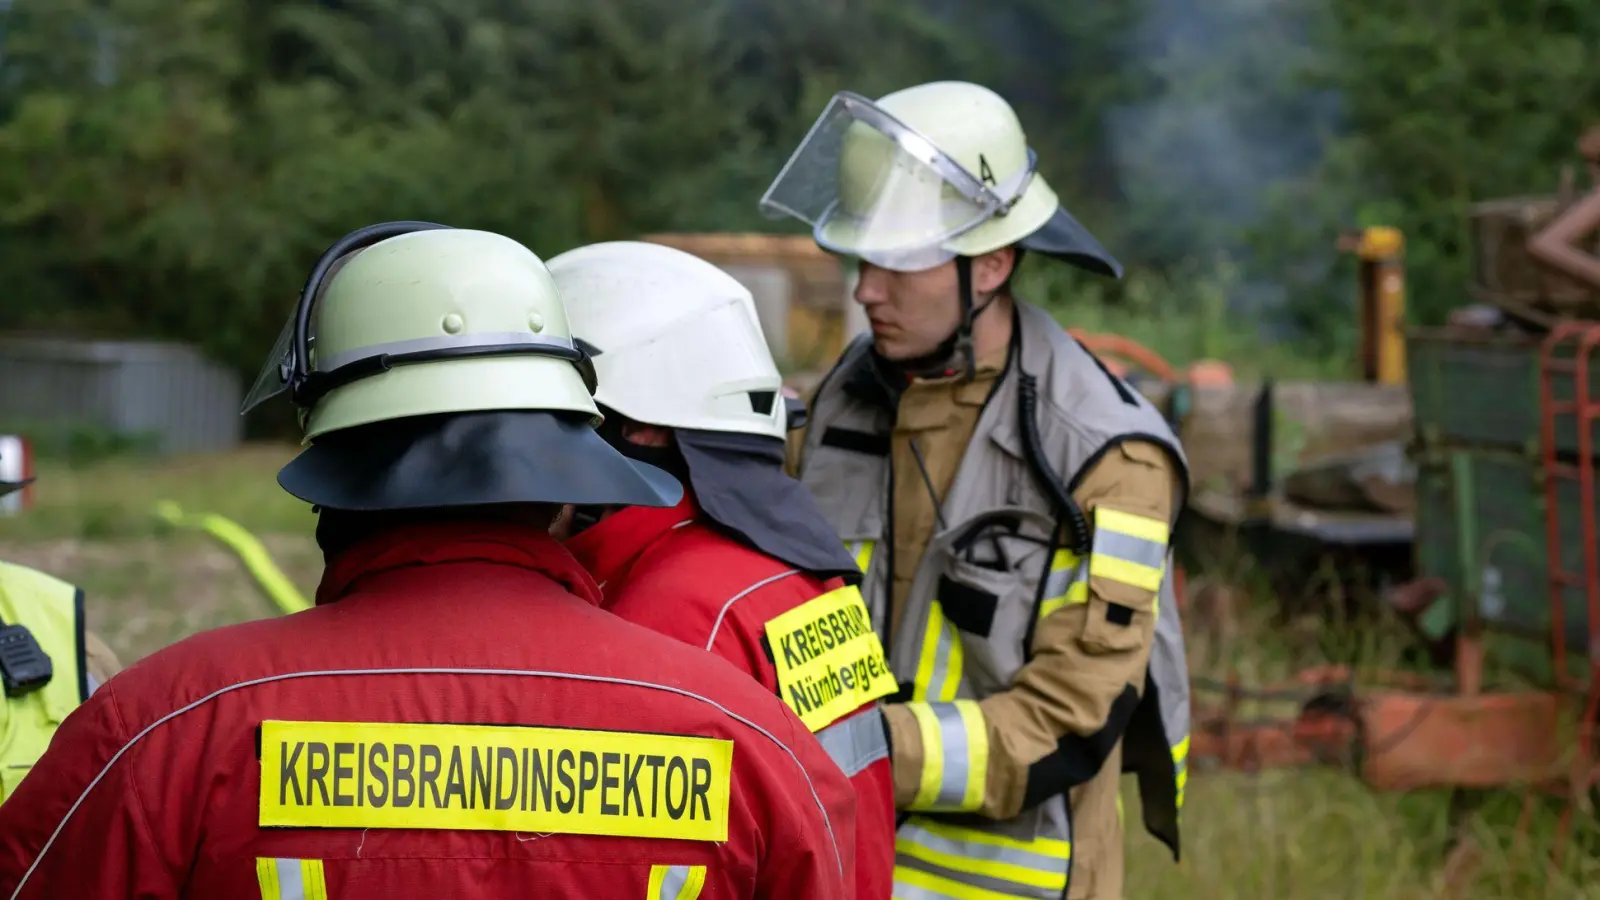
left=3, top=446, right=1595, bottom=898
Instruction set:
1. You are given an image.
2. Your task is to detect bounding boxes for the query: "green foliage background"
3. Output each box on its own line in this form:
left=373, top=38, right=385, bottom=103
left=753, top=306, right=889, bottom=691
left=1, top=0, right=1597, bottom=379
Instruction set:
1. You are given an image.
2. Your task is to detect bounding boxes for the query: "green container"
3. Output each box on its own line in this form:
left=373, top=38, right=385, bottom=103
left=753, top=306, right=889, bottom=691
left=1413, top=445, right=1600, bottom=662
left=1407, top=329, right=1600, bottom=457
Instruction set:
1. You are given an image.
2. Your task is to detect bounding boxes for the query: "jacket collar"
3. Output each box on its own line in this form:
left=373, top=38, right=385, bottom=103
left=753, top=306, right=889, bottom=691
left=841, top=303, right=1018, bottom=410
left=316, top=520, right=604, bottom=607
left=562, top=493, right=699, bottom=592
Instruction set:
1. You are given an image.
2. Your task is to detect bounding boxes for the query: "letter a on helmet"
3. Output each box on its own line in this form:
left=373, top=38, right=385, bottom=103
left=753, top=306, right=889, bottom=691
left=759, top=81, right=1122, bottom=278
left=240, top=223, right=681, bottom=512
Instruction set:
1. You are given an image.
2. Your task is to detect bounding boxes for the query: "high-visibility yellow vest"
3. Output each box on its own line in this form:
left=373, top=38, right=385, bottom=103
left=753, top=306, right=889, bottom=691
left=0, top=560, right=86, bottom=804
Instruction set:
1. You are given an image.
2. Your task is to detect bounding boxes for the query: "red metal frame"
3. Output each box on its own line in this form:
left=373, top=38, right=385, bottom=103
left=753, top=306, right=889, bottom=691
left=1536, top=321, right=1600, bottom=853
left=1537, top=323, right=1600, bottom=692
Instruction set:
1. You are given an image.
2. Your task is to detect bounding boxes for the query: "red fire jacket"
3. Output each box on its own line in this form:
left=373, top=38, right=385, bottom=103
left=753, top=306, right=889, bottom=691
left=0, top=523, right=855, bottom=899
left=567, top=493, right=897, bottom=900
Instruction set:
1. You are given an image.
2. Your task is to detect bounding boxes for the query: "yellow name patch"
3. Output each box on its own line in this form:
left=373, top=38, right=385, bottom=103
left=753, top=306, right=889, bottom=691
left=765, top=586, right=895, bottom=731
left=258, top=720, right=733, bottom=842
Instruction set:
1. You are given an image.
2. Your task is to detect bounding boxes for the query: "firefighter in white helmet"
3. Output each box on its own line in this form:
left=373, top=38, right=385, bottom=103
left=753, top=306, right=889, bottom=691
left=547, top=240, right=898, bottom=900
left=0, top=453, right=122, bottom=808
left=765, top=81, right=1192, bottom=899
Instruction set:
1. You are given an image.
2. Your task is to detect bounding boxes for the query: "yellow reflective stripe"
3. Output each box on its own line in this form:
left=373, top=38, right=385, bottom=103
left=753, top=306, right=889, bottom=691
left=648, top=864, right=706, bottom=900
left=894, top=840, right=1065, bottom=892
left=893, top=864, right=1031, bottom=900
left=911, top=816, right=1070, bottom=858
left=1089, top=555, right=1165, bottom=591
left=1094, top=507, right=1170, bottom=544
left=846, top=539, right=875, bottom=573
left=256, top=858, right=326, bottom=900
left=905, top=701, right=988, bottom=812
left=1089, top=508, right=1170, bottom=593
left=911, top=602, right=963, bottom=703
left=1173, top=735, right=1189, bottom=808
left=255, top=859, right=279, bottom=900
left=1037, top=549, right=1090, bottom=621
left=908, top=703, right=946, bottom=809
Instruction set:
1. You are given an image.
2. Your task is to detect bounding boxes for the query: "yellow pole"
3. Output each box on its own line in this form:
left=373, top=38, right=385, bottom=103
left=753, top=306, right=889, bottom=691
left=1356, top=226, right=1407, bottom=385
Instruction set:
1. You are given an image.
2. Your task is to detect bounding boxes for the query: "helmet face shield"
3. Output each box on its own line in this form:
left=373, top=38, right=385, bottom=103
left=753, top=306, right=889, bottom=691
left=241, top=315, right=297, bottom=414
left=759, top=92, right=1036, bottom=272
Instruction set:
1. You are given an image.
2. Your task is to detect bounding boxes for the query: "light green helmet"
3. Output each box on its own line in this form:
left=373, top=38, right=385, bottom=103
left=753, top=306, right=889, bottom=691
left=244, top=224, right=600, bottom=441
left=242, top=222, right=680, bottom=512
left=760, top=80, right=1120, bottom=277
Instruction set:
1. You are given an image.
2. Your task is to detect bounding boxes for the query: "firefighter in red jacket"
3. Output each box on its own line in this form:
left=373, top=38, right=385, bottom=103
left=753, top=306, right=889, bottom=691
left=547, top=241, right=897, bottom=900
left=0, top=223, right=856, bottom=900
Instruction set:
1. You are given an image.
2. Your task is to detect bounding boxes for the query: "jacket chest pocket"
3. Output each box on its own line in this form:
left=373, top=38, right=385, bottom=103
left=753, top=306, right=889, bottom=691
left=929, top=508, right=1057, bottom=696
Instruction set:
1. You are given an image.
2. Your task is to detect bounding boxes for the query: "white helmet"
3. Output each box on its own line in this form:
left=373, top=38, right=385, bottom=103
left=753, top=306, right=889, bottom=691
left=545, top=241, right=788, bottom=441
left=759, top=80, right=1120, bottom=277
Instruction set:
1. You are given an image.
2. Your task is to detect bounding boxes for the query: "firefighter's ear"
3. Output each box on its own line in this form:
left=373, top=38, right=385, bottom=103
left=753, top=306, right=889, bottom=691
left=972, top=246, right=1018, bottom=295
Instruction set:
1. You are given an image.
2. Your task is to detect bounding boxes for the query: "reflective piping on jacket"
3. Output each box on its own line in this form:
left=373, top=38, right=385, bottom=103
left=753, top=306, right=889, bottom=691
left=649, top=864, right=707, bottom=900
left=1035, top=549, right=1088, bottom=622
left=7, top=667, right=845, bottom=899
left=703, top=568, right=804, bottom=651
left=816, top=706, right=889, bottom=777
left=893, top=815, right=1070, bottom=900
left=256, top=858, right=327, bottom=900
left=1088, top=508, right=1170, bottom=592
left=905, top=700, right=988, bottom=812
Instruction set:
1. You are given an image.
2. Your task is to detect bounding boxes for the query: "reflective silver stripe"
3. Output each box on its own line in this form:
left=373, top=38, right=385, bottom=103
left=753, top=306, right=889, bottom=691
left=704, top=569, right=802, bottom=650
left=1091, top=530, right=1168, bottom=569
left=276, top=859, right=305, bottom=900
left=898, top=820, right=1069, bottom=883
left=930, top=703, right=972, bottom=807
left=815, top=707, right=888, bottom=777
left=657, top=865, right=688, bottom=900
left=9, top=667, right=844, bottom=898
left=317, top=332, right=578, bottom=373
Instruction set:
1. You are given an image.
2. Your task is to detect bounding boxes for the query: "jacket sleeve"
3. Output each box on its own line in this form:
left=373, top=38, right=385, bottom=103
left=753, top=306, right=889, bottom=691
left=0, top=682, right=183, bottom=898
left=881, top=439, right=1179, bottom=818
left=751, top=713, right=859, bottom=900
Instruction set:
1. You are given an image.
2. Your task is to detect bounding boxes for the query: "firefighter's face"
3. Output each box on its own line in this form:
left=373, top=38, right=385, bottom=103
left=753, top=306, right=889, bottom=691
left=852, top=250, right=1015, bottom=362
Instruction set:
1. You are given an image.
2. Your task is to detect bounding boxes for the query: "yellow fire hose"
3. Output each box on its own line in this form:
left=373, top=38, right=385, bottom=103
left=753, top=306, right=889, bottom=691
left=152, top=501, right=311, bottom=615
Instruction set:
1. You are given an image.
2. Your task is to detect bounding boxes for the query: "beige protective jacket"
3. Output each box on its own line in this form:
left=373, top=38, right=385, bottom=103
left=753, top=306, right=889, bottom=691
left=789, top=301, right=1190, bottom=900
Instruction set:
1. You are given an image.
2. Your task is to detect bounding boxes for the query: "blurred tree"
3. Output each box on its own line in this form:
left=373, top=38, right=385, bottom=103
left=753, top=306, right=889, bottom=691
left=4, top=0, right=1595, bottom=384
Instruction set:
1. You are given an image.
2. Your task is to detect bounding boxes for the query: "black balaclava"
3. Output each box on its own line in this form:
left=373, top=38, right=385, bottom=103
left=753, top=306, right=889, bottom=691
left=579, top=407, right=860, bottom=583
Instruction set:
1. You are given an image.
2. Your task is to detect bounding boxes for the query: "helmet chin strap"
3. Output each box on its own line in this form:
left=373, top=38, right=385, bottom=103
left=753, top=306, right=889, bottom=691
left=887, top=256, right=992, bottom=382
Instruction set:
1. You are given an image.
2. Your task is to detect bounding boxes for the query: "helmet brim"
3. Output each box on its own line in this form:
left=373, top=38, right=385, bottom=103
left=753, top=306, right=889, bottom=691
left=279, top=410, right=682, bottom=512
left=1019, top=206, right=1124, bottom=279
left=0, top=478, right=31, bottom=499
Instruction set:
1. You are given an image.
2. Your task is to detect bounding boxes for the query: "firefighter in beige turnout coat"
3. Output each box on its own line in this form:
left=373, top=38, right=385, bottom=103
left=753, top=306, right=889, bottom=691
left=765, top=82, right=1191, bottom=899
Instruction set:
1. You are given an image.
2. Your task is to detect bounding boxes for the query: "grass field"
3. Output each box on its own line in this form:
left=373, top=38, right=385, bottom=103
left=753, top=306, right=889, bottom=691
left=6, top=446, right=1600, bottom=899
